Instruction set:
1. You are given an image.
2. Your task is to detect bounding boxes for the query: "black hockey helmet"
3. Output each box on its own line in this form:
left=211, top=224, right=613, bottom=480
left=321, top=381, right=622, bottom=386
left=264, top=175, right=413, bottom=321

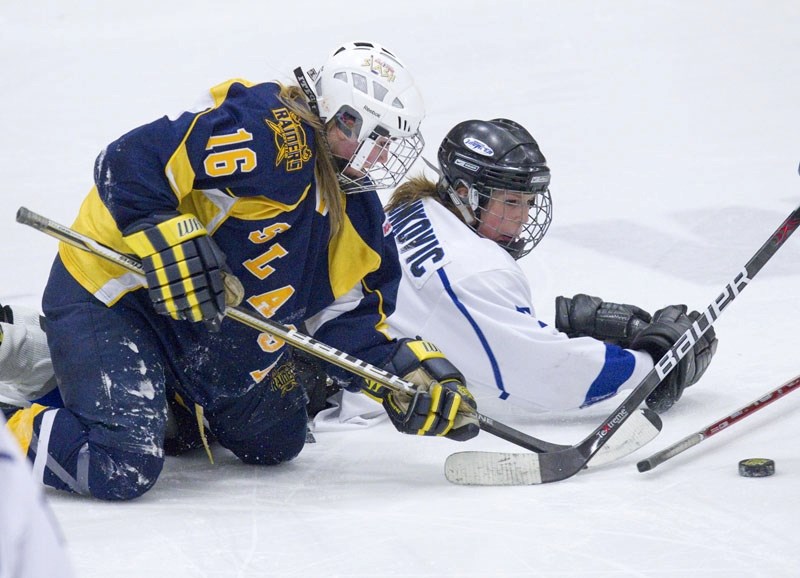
left=436, top=118, right=552, bottom=259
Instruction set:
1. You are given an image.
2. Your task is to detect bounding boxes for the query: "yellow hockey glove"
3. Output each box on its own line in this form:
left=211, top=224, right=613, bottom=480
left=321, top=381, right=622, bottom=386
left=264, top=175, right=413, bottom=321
left=372, top=338, right=479, bottom=441
left=123, top=213, right=228, bottom=326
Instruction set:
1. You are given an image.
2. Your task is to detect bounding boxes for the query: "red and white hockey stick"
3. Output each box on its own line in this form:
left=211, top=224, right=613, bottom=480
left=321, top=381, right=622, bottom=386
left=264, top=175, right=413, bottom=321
left=636, top=373, right=800, bottom=472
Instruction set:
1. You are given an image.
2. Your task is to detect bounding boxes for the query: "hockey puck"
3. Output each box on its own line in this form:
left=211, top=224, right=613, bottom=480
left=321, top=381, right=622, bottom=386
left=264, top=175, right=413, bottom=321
left=738, top=458, right=775, bottom=477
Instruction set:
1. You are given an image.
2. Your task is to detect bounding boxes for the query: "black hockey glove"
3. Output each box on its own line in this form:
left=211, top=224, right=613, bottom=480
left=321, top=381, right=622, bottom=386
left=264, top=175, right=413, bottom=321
left=555, top=294, right=652, bottom=348
left=629, top=305, right=718, bottom=413
left=124, top=213, right=232, bottom=329
left=556, top=293, right=652, bottom=347
left=368, top=339, right=479, bottom=441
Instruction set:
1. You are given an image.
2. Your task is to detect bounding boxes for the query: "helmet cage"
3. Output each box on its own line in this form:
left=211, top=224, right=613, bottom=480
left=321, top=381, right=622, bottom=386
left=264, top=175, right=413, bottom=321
left=441, top=151, right=552, bottom=260
left=473, top=184, right=552, bottom=260
left=335, top=118, right=425, bottom=193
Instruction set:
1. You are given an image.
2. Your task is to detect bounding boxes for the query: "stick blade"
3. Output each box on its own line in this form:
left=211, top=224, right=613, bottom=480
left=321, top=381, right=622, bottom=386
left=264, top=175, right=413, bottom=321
left=445, top=452, right=543, bottom=486
left=444, top=408, right=662, bottom=486
left=588, top=408, right=662, bottom=467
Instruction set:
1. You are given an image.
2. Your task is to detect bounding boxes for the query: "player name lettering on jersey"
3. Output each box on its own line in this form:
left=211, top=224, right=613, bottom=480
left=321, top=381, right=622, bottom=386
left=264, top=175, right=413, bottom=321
left=387, top=200, right=446, bottom=283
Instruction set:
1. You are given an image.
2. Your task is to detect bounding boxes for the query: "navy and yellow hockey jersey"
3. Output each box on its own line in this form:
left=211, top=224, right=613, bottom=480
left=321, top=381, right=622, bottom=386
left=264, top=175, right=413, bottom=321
left=59, top=79, right=401, bottom=385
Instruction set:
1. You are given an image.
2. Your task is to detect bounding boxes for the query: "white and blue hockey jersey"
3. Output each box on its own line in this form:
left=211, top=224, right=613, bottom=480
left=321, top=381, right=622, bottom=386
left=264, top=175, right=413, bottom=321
left=317, top=196, right=655, bottom=426
left=386, top=197, right=656, bottom=410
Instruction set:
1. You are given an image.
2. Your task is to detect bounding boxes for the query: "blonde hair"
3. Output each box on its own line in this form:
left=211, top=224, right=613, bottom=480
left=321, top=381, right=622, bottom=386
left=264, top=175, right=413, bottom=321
left=385, top=174, right=465, bottom=222
left=276, top=83, right=344, bottom=238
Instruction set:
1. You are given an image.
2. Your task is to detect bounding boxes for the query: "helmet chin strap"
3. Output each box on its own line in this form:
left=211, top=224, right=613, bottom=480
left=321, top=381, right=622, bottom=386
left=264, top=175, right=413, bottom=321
left=293, top=67, right=321, bottom=117
left=294, top=66, right=353, bottom=190
left=447, top=185, right=478, bottom=226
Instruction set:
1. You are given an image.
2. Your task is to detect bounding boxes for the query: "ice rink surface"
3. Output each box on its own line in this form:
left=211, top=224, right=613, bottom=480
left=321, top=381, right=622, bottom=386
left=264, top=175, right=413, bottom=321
left=2, top=1, right=799, bottom=576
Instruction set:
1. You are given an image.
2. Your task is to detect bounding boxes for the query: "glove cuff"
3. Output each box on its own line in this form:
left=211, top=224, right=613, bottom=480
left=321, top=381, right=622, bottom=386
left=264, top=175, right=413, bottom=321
left=124, top=213, right=207, bottom=257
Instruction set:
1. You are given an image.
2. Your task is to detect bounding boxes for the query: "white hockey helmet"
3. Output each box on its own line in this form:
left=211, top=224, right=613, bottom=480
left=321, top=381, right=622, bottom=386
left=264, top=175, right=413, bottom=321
left=307, top=41, right=425, bottom=193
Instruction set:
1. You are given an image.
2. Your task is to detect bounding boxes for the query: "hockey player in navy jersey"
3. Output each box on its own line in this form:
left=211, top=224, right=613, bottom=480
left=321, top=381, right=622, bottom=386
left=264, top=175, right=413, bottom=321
left=3, top=42, right=479, bottom=501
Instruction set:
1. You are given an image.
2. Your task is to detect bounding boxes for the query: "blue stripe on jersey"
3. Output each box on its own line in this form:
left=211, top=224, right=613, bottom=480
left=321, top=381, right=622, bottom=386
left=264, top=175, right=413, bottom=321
left=437, top=269, right=508, bottom=399
left=582, top=344, right=636, bottom=407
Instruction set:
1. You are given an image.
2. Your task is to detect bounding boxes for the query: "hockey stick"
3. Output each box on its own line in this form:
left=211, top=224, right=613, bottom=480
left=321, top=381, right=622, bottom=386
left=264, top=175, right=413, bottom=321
left=636, top=373, right=800, bottom=472
left=445, top=201, right=800, bottom=485
left=15, top=206, right=661, bottom=461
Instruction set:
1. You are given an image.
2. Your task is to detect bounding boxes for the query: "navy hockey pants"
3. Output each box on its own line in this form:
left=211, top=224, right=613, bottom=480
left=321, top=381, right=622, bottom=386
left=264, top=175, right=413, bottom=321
left=34, top=257, right=307, bottom=500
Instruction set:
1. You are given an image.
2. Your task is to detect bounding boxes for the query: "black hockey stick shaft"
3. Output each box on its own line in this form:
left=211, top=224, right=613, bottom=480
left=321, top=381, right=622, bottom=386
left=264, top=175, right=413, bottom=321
left=637, top=373, right=800, bottom=472
left=16, top=206, right=568, bottom=453
left=533, top=201, right=800, bottom=483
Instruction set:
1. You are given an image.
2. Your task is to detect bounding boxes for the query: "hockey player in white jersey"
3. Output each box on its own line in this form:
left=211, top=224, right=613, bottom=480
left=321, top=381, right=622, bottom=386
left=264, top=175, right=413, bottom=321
left=312, top=118, right=717, bottom=425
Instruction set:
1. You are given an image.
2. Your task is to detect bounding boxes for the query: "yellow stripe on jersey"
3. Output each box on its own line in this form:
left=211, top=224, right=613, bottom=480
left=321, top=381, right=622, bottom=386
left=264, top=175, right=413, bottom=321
left=228, top=183, right=312, bottom=221
left=164, top=114, right=206, bottom=200
left=209, top=78, right=256, bottom=106
left=59, top=187, right=142, bottom=303
left=327, top=213, right=381, bottom=299
left=6, top=404, right=50, bottom=455
left=178, top=190, right=232, bottom=234
left=361, top=277, right=391, bottom=339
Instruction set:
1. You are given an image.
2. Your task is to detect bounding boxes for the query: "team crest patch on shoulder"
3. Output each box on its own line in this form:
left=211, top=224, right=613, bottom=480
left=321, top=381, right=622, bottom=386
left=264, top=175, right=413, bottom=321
left=266, top=107, right=313, bottom=172
left=382, top=215, right=392, bottom=236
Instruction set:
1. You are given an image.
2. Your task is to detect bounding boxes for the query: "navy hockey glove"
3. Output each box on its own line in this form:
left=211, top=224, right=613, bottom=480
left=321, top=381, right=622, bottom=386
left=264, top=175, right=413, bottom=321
left=555, top=293, right=652, bottom=348
left=367, top=339, right=479, bottom=441
left=629, top=305, right=718, bottom=413
left=124, top=213, right=230, bottom=328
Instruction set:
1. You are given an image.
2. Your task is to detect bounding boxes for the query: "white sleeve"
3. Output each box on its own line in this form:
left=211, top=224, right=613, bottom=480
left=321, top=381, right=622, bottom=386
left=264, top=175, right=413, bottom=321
left=0, top=309, right=56, bottom=404
left=0, top=414, right=75, bottom=577
left=412, top=268, right=653, bottom=411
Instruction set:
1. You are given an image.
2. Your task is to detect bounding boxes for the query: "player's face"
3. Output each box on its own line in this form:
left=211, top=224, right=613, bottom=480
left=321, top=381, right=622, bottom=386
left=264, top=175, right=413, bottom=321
left=327, top=124, right=390, bottom=178
left=476, top=190, right=533, bottom=244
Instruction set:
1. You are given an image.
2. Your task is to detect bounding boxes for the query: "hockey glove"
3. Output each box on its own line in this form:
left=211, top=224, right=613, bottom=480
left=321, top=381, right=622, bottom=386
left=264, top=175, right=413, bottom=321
left=123, top=213, right=229, bottom=327
left=555, top=293, right=652, bottom=348
left=629, top=305, right=718, bottom=413
left=369, top=339, right=479, bottom=441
